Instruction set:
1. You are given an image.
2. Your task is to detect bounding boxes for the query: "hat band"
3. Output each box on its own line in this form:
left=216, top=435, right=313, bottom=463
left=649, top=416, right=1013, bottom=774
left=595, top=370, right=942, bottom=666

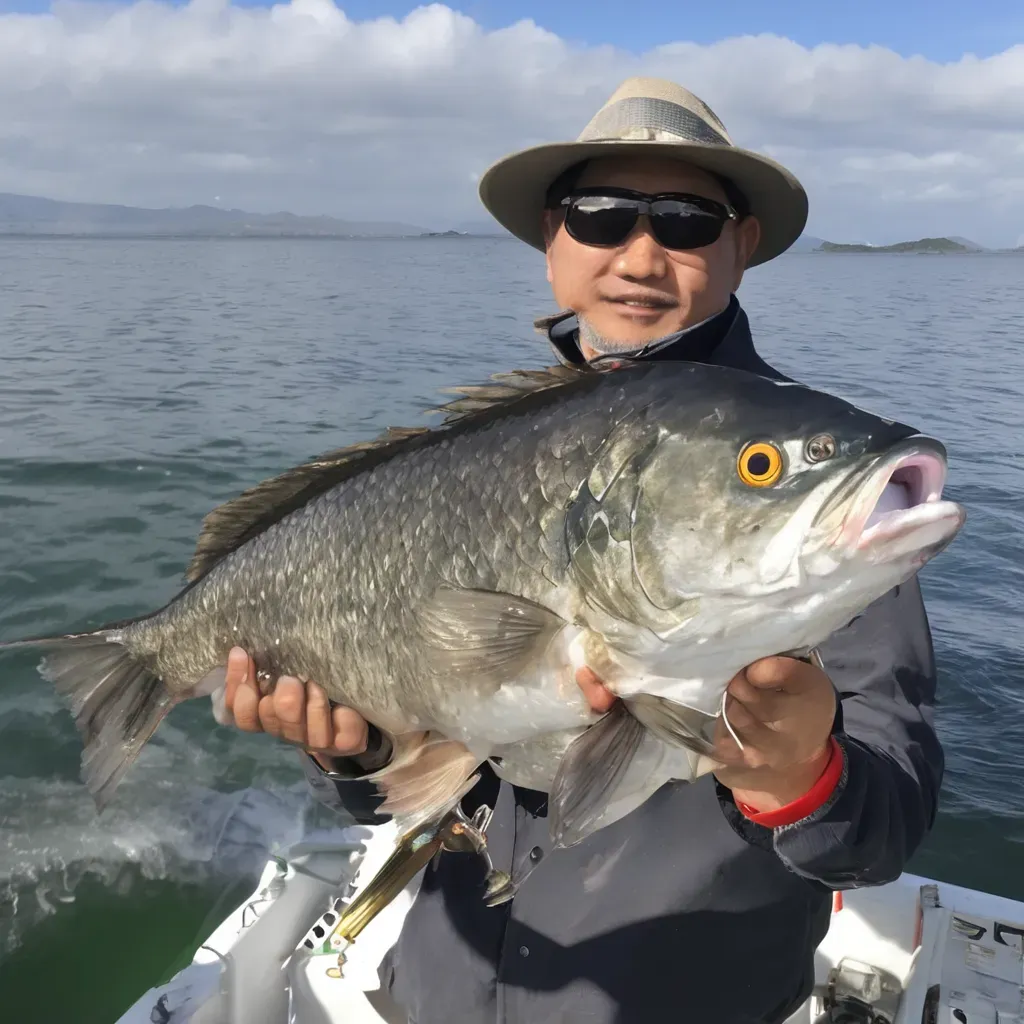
left=578, top=96, right=731, bottom=148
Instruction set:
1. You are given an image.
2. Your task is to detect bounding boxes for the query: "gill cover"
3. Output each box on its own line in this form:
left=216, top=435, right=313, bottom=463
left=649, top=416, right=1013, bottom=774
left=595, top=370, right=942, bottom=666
left=564, top=418, right=695, bottom=637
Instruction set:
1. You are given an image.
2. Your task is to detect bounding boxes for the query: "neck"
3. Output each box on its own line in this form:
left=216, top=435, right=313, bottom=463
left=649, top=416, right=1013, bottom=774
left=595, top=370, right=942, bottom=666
left=580, top=299, right=737, bottom=367
left=578, top=303, right=728, bottom=361
left=539, top=295, right=751, bottom=370
left=577, top=319, right=658, bottom=359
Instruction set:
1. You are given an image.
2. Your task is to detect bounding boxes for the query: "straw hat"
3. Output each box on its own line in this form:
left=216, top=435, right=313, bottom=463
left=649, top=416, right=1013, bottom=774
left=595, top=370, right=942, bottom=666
left=478, top=76, right=808, bottom=267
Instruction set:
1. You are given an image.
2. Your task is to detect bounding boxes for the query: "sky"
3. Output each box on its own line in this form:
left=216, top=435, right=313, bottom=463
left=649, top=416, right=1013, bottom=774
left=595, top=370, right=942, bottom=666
left=0, top=0, right=1022, bottom=246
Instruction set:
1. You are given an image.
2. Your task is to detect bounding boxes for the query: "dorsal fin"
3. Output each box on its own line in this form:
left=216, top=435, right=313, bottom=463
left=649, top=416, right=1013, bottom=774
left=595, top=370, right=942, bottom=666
left=185, top=364, right=589, bottom=583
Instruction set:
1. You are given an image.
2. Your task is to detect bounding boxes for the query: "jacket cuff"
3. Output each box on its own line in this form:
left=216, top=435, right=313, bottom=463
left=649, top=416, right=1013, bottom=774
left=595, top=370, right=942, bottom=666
left=304, top=750, right=374, bottom=781
left=300, top=748, right=392, bottom=823
left=304, top=724, right=394, bottom=780
left=734, top=736, right=845, bottom=828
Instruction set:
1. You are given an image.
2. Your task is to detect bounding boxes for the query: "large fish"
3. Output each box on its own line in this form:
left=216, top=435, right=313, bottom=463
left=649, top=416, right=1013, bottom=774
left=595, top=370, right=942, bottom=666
left=1, top=362, right=964, bottom=851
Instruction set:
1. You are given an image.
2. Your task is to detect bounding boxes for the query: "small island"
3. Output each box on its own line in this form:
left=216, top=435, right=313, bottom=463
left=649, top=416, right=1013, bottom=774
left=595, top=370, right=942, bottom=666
left=816, top=237, right=972, bottom=254
left=799, top=234, right=1023, bottom=254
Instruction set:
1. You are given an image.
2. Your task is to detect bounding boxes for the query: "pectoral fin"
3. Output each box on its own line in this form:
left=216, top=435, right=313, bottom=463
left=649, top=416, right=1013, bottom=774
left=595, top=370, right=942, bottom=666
left=416, top=586, right=566, bottom=689
left=624, top=692, right=718, bottom=757
left=548, top=702, right=649, bottom=849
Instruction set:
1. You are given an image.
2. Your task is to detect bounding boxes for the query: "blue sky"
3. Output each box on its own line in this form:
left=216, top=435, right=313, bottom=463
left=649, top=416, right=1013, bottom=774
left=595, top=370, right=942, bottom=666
left=333, top=1, right=1024, bottom=61
left=3, top=0, right=1020, bottom=62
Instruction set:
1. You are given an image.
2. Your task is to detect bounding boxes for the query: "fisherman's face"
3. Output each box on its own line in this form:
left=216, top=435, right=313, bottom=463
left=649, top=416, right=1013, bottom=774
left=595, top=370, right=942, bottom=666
left=543, top=155, right=761, bottom=358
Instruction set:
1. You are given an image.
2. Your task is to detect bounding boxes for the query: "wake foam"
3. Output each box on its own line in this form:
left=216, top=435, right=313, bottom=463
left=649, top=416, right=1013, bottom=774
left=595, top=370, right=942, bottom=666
left=0, top=713, right=345, bottom=953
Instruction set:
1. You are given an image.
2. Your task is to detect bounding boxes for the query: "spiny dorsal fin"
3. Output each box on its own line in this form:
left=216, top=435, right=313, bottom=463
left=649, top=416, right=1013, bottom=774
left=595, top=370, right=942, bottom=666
left=432, top=366, right=584, bottom=421
left=185, top=364, right=590, bottom=583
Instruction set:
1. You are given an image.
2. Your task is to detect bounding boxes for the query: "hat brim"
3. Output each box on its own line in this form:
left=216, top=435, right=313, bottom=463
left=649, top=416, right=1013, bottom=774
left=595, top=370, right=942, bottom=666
left=478, top=140, right=808, bottom=268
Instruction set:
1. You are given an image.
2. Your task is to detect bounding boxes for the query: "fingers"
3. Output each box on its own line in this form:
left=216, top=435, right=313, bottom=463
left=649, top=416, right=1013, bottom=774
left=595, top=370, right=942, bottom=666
left=575, top=666, right=617, bottom=714
left=727, top=657, right=827, bottom=728
left=256, top=692, right=281, bottom=736
left=716, top=658, right=837, bottom=775
left=331, top=706, right=369, bottom=756
left=220, top=648, right=371, bottom=757
left=723, top=692, right=772, bottom=736
left=226, top=649, right=264, bottom=733
left=305, top=681, right=334, bottom=751
left=271, top=677, right=308, bottom=745
left=727, top=670, right=788, bottom=727
left=302, top=683, right=368, bottom=755
left=712, top=693, right=772, bottom=766
left=223, top=647, right=251, bottom=710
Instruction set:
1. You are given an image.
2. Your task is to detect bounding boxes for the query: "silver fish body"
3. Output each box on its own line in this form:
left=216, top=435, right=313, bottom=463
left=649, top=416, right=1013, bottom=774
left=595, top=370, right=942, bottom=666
left=1, top=362, right=965, bottom=848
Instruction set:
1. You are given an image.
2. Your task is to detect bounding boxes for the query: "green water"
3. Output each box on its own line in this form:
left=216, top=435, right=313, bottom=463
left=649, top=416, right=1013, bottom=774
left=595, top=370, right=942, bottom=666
left=0, top=875, right=248, bottom=1021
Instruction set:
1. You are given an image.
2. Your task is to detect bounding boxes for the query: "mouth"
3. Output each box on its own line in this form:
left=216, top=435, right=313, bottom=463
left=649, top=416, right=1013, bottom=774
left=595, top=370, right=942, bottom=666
left=606, top=294, right=678, bottom=315
left=833, top=439, right=966, bottom=562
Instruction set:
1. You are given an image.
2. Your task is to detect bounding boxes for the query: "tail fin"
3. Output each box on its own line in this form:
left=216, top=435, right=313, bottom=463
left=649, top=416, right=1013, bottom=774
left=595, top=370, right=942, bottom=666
left=0, top=629, right=173, bottom=809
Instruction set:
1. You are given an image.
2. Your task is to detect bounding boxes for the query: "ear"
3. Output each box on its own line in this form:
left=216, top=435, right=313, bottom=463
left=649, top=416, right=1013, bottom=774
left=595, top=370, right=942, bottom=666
left=542, top=209, right=560, bottom=284
left=732, top=215, right=762, bottom=289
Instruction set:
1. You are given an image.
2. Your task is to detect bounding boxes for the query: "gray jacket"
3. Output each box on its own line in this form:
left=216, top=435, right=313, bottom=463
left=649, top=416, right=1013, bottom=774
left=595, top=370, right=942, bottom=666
left=302, top=298, right=944, bottom=1023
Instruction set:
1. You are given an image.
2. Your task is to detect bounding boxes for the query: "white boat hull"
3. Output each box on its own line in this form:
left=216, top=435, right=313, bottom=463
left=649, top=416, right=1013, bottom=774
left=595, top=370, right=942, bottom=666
left=117, top=823, right=1024, bottom=1024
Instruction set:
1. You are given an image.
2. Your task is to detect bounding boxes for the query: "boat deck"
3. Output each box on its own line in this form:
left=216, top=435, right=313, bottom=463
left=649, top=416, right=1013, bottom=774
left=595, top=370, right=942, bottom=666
left=117, top=822, right=1024, bottom=1024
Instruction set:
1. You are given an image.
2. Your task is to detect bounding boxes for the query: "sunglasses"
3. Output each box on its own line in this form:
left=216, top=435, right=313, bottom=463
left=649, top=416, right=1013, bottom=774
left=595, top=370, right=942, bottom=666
left=555, top=187, right=740, bottom=251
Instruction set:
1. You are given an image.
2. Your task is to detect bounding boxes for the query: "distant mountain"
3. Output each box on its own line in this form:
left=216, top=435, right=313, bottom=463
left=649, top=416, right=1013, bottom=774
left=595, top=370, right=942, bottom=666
left=816, top=237, right=972, bottom=254
left=787, top=234, right=826, bottom=253
left=948, top=235, right=986, bottom=252
left=1, top=196, right=1013, bottom=251
left=0, top=193, right=426, bottom=238
left=449, top=217, right=512, bottom=237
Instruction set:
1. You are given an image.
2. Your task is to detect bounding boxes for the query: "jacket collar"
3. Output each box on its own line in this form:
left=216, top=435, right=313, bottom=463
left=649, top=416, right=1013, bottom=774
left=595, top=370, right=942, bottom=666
left=533, top=295, right=784, bottom=380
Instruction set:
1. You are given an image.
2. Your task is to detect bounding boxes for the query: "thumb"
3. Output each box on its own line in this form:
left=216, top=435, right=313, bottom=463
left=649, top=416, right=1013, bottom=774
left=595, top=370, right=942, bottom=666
left=575, top=666, right=617, bottom=713
left=742, top=656, right=793, bottom=690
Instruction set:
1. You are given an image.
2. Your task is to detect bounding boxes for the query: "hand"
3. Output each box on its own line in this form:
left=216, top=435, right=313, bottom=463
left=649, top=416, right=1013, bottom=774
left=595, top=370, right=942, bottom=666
left=710, top=657, right=837, bottom=811
left=576, top=658, right=836, bottom=811
left=221, top=647, right=370, bottom=770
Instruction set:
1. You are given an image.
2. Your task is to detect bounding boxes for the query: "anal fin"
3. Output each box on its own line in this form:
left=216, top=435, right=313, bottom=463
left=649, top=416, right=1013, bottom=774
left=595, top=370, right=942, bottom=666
left=368, top=731, right=481, bottom=830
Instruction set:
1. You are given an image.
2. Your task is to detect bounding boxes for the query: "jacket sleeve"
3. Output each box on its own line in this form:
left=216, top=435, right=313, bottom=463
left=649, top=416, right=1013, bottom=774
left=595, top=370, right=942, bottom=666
left=716, top=576, right=945, bottom=888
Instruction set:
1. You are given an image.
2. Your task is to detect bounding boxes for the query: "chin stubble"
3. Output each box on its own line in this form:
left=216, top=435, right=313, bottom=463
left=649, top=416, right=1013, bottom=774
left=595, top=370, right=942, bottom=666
left=578, top=315, right=677, bottom=358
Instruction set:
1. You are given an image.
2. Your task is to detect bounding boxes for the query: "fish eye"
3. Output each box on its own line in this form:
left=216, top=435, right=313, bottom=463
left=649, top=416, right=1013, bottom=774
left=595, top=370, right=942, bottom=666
left=737, top=442, right=784, bottom=487
left=805, top=434, right=837, bottom=463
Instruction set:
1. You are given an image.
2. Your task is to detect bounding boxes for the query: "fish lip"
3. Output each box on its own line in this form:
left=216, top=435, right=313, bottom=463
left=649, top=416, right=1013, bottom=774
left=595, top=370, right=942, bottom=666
left=856, top=499, right=965, bottom=564
left=819, top=437, right=962, bottom=554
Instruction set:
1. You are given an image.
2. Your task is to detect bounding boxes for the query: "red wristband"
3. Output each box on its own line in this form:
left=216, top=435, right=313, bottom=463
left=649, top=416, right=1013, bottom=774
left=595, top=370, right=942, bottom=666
left=735, top=736, right=844, bottom=828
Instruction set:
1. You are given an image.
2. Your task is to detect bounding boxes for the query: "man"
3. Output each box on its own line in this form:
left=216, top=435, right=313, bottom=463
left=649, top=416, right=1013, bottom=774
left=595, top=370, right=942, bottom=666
left=221, top=78, right=944, bottom=1023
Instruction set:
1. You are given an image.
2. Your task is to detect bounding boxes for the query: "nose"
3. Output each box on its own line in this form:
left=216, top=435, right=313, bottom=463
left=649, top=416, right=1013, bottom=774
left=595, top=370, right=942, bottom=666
left=614, top=216, right=668, bottom=280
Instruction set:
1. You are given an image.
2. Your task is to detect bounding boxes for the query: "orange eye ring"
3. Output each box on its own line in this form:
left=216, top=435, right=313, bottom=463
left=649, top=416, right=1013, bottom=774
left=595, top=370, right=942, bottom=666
left=737, top=442, right=784, bottom=487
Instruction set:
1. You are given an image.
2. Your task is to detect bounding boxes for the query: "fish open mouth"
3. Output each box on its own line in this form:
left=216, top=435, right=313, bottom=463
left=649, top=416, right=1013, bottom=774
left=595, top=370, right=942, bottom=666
left=831, top=438, right=966, bottom=560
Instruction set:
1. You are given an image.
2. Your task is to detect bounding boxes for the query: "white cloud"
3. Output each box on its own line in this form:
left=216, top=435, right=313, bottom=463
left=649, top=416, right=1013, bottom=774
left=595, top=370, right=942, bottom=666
left=1, top=0, right=1023, bottom=245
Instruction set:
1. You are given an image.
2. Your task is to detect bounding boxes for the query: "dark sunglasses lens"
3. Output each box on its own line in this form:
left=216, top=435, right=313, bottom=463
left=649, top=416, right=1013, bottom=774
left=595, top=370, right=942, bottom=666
left=565, top=197, right=639, bottom=246
left=649, top=200, right=725, bottom=249
left=565, top=196, right=728, bottom=250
